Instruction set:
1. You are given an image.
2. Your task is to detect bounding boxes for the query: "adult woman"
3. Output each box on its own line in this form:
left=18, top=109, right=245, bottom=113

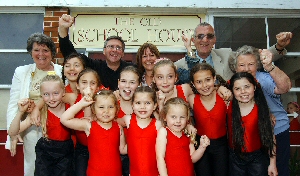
left=6, top=33, right=62, bottom=176
left=136, top=42, right=160, bottom=86
left=228, top=45, right=291, bottom=176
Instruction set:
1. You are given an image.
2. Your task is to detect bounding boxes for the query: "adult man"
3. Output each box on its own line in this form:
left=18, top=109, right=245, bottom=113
left=229, top=46, right=291, bottom=176
left=175, top=22, right=291, bottom=83
left=59, top=14, right=133, bottom=91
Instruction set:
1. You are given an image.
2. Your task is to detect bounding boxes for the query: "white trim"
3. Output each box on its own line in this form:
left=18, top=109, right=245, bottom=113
left=0, top=7, right=44, bottom=13
left=0, top=85, right=11, bottom=89
left=289, top=88, right=300, bottom=92
left=0, top=49, right=27, bottom=52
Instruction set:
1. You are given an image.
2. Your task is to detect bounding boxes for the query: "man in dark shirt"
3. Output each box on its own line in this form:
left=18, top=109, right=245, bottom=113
left=58, top=14, right=133, bottom=90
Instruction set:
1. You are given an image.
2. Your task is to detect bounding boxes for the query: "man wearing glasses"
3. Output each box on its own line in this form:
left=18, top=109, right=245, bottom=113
left=58, top=14, right=133, bottom=91
left=175, top=22, right=291, bottom=83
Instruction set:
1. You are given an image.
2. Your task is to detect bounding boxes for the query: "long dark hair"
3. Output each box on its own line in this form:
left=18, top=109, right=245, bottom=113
left=229, top=72, right=275, bottom=157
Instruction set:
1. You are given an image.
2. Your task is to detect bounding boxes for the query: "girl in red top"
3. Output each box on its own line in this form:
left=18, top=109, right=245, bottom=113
left=61, top=90, right=127, bottom=176
left=188, top=63, right=229, bottom=176
left=123, top=86, right=162, bottom=176
left=156, top=97, right=210, bottom=176
left=9, top=75, right=74, bottom=175
left=62, top=53, right=86, bottom=94
left=228, top=72, right=277, bottom=176
left=152, top=59, right=193, bottom=112
left=116, top=66, right=141, bottom=176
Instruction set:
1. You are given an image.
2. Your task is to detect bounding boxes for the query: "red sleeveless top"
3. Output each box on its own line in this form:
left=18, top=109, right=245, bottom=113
left=290, top=118, right=300, bottom=145
left=127, top=114, right=158, bottom=176
left=116, top=101, right=128, bottom=137
left=47, top=104, right=71, bottom=141
left=65, top=84, right=73, bottom=93
left=74, top=93, right=88, bottom=146
left=87, top=121, right=122, bottom=176
left=165, top=128, right=194, bottom=176
left=227, top=102, right=262, bottom=152
left=193, top=93, right=227, bottom=139
left=176, top=85, right=187, bottom=102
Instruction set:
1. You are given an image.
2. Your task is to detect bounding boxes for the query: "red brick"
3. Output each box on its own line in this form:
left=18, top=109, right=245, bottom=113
left=44, top=22, right=51, bottom=27
left=44, top=16, right=59, bottom=21
left=51, top=22, right=59, bottom=27
left=51, top=31, right=59, bottom=38
left=44, top=26, right=58, bottom=32
left=44, top=31, right=51, bottom=37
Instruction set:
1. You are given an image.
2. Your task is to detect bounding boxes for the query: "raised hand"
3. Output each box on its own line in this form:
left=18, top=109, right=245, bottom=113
left=59, top=14, right=74, bottom=29
left=276, top=32, right=293, bottom=50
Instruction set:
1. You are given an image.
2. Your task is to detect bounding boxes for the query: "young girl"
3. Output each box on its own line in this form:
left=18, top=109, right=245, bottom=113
left=153, top=59, right=231, bottom=113
left=68, top=68, right=101, bottom=176
left=287, top=102, right=300, bottom=159
left=123, top=86, right=162, bottom=176
left=228, top=72, right=277, bottom=175
left=188, top=63, right=229, bottom=176
left=116, top=66, right=141, bottom=176
left=156, top=97, right=210, bottom=176
left=152, top=59, right=193, bottom=110
left=61, top=90, right=127, bottom=176
left=9, top=75, right=74, bottom=175
left=62, top=52, right=86, bottom=94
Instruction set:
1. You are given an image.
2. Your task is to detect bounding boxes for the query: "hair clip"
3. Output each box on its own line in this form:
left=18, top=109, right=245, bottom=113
left=154, top=57, right=170, bottom=64
left=47, top=71, right=56, bottom=75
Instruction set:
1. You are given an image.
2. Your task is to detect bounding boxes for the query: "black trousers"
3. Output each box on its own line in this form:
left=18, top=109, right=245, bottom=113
left=35, top=138, right=74, bottom=176
left=74, top=142, right=89, bottom=176
left=194, top=135, right=228, bottom=176
left=229, top=149, right=269, bottom=176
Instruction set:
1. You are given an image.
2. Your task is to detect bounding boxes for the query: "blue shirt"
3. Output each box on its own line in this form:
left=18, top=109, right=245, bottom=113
left=256, top=71, right=289, bottom=135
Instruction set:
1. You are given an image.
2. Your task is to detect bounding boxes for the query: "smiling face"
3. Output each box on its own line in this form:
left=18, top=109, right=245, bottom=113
left=233, top=78, right=255, bottom=104
left=132, top=92, right=157, bottom=119
left=64, top=57, right=84, bottom=82
left=165, top=104, right=188, bottom=133
left=192, top=25, right=216, bottom=59
left=40, top=81, right=64, bottom=108
left=118, top=71, right=140, bottom=101
left=31, top=42, right=53, bottom=71
left=192, top=70, right=216, bottom=96
left=76, top=72, right=99, bottom=95
left=287, top=103, right=299, bottom=114
left=142, top=47, right=158, bottom=72
left=103, top=39, right=124, bottom=64
left=236, top=54, right=258, bottom=78
left=93, top=95, right=117, bottom=123
left=153, top=64, right=177, bottom=93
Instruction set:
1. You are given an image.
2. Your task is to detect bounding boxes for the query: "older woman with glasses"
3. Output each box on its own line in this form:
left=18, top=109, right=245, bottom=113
left=6, top=33, right=62, bottom=176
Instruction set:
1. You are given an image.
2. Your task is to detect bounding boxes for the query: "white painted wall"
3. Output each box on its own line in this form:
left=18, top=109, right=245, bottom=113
left=0, top=0, right=300, bottom=9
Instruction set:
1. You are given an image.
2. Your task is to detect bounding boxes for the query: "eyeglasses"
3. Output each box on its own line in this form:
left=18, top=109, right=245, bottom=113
left=105, top=45, right=123, bottom=51
left=195, top=33, right=215, bottom=40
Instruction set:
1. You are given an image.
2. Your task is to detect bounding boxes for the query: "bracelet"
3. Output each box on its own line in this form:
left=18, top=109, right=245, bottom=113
left=187, top=51, right=196, bottom=58
left=275, top=43, right=284, bottom=52
left=264, top=64, right=276, bottom=73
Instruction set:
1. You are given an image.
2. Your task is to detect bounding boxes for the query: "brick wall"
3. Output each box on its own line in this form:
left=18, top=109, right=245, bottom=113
left=44, top=7, right=69, bottom=64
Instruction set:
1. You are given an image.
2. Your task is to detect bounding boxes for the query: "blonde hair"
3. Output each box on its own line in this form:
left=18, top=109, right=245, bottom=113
left=92, top=90, right=120, bottom=118
left=40, top=75, right=64, bottom=138
left=159, top=97, right=197, bottom=145
left=152, top=58, right=178, bottom=91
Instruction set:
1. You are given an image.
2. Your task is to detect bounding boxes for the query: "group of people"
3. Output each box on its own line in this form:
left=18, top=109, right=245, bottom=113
left=5, top=13, right=294, bottom=176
